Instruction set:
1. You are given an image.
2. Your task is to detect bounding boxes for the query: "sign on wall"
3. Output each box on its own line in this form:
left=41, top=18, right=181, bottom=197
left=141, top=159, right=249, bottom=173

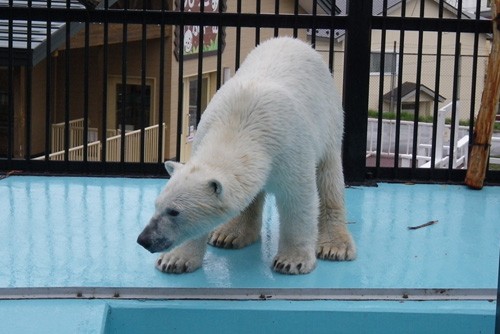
left=174, top=0, right=227, bottom=60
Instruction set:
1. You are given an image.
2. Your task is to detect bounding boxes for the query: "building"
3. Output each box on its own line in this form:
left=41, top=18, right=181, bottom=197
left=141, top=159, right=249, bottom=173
left=1, top=0, right=492, bottom=165
left=311, top=0, right=491, bottom=120
left=0, top=0, right=307, bottom=161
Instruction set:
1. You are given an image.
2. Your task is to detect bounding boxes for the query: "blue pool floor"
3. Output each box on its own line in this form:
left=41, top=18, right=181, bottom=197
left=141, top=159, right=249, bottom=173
left=0, top=176, right=499, bottom=333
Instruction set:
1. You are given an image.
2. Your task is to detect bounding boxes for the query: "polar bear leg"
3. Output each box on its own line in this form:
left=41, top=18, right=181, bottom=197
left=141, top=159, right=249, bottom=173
left=273, top=171, right=319, bottom=275
left=316, top=154, right=357, bottom=261
left=208, top=192, right=265, bottom=249
left=156, top=234, right=208, bottom=274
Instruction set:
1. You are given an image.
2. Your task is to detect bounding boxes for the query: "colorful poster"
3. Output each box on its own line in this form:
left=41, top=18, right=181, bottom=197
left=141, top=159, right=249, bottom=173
left=174, top=0, right=226, bottom=60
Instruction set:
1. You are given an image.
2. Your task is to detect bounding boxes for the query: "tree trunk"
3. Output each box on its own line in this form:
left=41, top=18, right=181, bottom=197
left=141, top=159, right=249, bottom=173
left=465, top=0, right=500, bottom=189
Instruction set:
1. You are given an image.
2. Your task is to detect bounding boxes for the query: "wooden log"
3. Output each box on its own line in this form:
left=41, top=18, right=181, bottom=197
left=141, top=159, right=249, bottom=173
left=465, top=0, right=500, bottom=189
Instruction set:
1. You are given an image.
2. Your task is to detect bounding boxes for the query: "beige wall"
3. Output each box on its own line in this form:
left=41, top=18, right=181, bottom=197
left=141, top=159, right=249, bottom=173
left=165, top=0, right=307, bottom=160
left=314, top=0, right=489, bottom=120
left=21, top=0, right=489, bottom=161
left=18, top=60, right=49, bottom=157
left=368, top=25, right=489, bottom=120
left=31, top=63, right=48, bottom=156
left=24, top=0, right=306, bottom=160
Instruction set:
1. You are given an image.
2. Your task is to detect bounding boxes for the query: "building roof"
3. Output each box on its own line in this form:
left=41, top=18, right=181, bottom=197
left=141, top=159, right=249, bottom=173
left=306, top=0, right=404, bottom=40
left=309, top=0, right=488, bottom=41
left=0, top=0, right=111, bottom=66
left=299, top=0, right=341, bottom=15
left=383, top=81, right=447, bottom=103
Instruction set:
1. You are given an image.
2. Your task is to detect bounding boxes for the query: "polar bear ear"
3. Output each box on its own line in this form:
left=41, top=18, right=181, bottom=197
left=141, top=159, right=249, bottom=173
left=164, top=161, right=183, bottom=176
left=208, top=179, right=223, bottom=196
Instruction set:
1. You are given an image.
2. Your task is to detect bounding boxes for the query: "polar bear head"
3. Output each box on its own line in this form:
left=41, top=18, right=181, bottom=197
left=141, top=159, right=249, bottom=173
left=137, top=160, right=235, bottom=253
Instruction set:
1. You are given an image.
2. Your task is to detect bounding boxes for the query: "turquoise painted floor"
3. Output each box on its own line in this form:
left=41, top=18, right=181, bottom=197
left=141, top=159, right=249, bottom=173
left=0, top=176, right=499, bottom=333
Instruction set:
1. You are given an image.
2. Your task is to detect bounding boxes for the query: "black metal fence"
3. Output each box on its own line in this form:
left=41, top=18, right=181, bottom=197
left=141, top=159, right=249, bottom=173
left=0, top=0, right=499, bottom=184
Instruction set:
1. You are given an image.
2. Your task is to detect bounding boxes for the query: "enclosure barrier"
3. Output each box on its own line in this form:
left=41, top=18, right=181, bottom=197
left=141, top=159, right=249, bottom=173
left=0, top=0, right=498, bottom=183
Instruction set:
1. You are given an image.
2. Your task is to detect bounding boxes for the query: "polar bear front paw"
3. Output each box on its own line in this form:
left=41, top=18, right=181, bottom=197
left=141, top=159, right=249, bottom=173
left=155, top=251, right=203, bottom=274
left=272, top=252, right=316, bottom=275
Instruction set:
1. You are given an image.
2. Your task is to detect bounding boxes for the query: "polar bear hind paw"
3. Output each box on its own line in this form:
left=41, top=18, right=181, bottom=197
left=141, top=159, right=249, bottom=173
left=316, top=238, right=357, bottom=261
left=272, top=253, right=316, bottom=275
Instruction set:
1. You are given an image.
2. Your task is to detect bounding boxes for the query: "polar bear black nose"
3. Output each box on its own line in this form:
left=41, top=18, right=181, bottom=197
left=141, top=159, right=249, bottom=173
left=137, top=233, right=153, bottom=250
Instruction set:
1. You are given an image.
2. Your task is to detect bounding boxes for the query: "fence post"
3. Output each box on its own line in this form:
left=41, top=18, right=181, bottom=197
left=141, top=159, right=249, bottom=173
left=342, top=0, right=373, bottom=183
left=465, top=0, right=500, bottom=189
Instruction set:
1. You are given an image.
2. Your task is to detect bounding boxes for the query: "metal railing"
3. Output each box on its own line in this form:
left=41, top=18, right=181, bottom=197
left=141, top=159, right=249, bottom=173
left=0, top=0, right=498, bottom=184
left=105, top=123, right=166, bottom=163
left=366, top=101, right=500, bottom=170
left=51, top=118, right=99, bottom=152
left=34, top=122, right=166, bottom=163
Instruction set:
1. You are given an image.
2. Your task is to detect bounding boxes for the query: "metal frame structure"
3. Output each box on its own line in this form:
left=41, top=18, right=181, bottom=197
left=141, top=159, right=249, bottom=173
left=0, top=0, right=498, bottom=184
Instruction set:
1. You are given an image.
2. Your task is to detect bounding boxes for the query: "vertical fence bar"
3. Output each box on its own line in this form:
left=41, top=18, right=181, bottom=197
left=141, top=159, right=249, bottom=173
left=83, top=19, right=90, bottom=165
left=7, top=0, right=13, bottom=164
left=449, top=0, right=463, bottom=174
left=293, top=0, right=299, bottom=38
left=196, top=0, right=205, bottom=126
left=311, top=0, right=317, bottom=48
left=216, top=0, right=224, bottom=89
left=157, top=0, right=166, bottom=163
left=375, top=0, right=388, bottom=174
left=342, top=0, right=372, bottom=183
left=411, top=0, right=426, bottom=174
left=101, top=0, right=109, bottom=166
left=175, top=0, right=185, bottom=162
left=392, top=0, right=406, bottom=177
left=25, top=0, right=33, bottom=163
left=234, top=0, right=242, bottom=71
left=44, top=0, right=52, bottom=162
left=120, top=0, right=128, bottom=164
left=255, top=0, right=261, bottom=45
left=64, top=0, right=71, bottom=163
left=328, top=0, right=336, bottom=73
left=449, top=42, right=461, bottom=172
left=430, top=0, right=445, bottom=174
left=140, top=2, right=147, bottom=165
left=274, top=0, right=279, bottom=38
left=469, top=0, right=481, bottom=146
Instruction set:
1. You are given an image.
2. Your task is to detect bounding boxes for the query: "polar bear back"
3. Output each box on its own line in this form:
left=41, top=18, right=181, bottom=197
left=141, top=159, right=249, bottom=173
left=235, top=38, right=333, bottom=91
left=193, top=37, right=343, bottom=165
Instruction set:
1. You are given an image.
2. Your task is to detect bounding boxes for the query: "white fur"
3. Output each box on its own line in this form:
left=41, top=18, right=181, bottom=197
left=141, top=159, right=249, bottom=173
left=138, top=37, right=356, bottom=275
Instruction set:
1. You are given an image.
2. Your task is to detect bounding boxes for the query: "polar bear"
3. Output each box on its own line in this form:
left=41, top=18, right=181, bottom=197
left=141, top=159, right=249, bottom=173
left=137, top=37, right=356, bottom=275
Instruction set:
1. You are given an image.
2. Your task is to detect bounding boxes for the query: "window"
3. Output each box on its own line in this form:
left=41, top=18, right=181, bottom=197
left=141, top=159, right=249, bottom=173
left=186, top=76, right=209, bottom=141
left=401, top=102, right=416, bottom=113
left=180, top=73, right=214, bottom=162
left=116, top=83, right=152, bottom=131
left=108, top=76, right=155, bottom=132
left=370, top=51, right=398, bottom=75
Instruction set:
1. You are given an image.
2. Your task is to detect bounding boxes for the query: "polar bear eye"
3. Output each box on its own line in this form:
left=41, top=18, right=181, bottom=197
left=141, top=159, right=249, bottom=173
left=166, top=208, right=180, bottom=217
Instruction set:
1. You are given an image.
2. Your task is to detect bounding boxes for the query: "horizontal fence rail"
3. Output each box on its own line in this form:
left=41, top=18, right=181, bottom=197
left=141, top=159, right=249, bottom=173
left=0, top=287, right=496, bottom=302
left=0, top=0, right=499, bottom=184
